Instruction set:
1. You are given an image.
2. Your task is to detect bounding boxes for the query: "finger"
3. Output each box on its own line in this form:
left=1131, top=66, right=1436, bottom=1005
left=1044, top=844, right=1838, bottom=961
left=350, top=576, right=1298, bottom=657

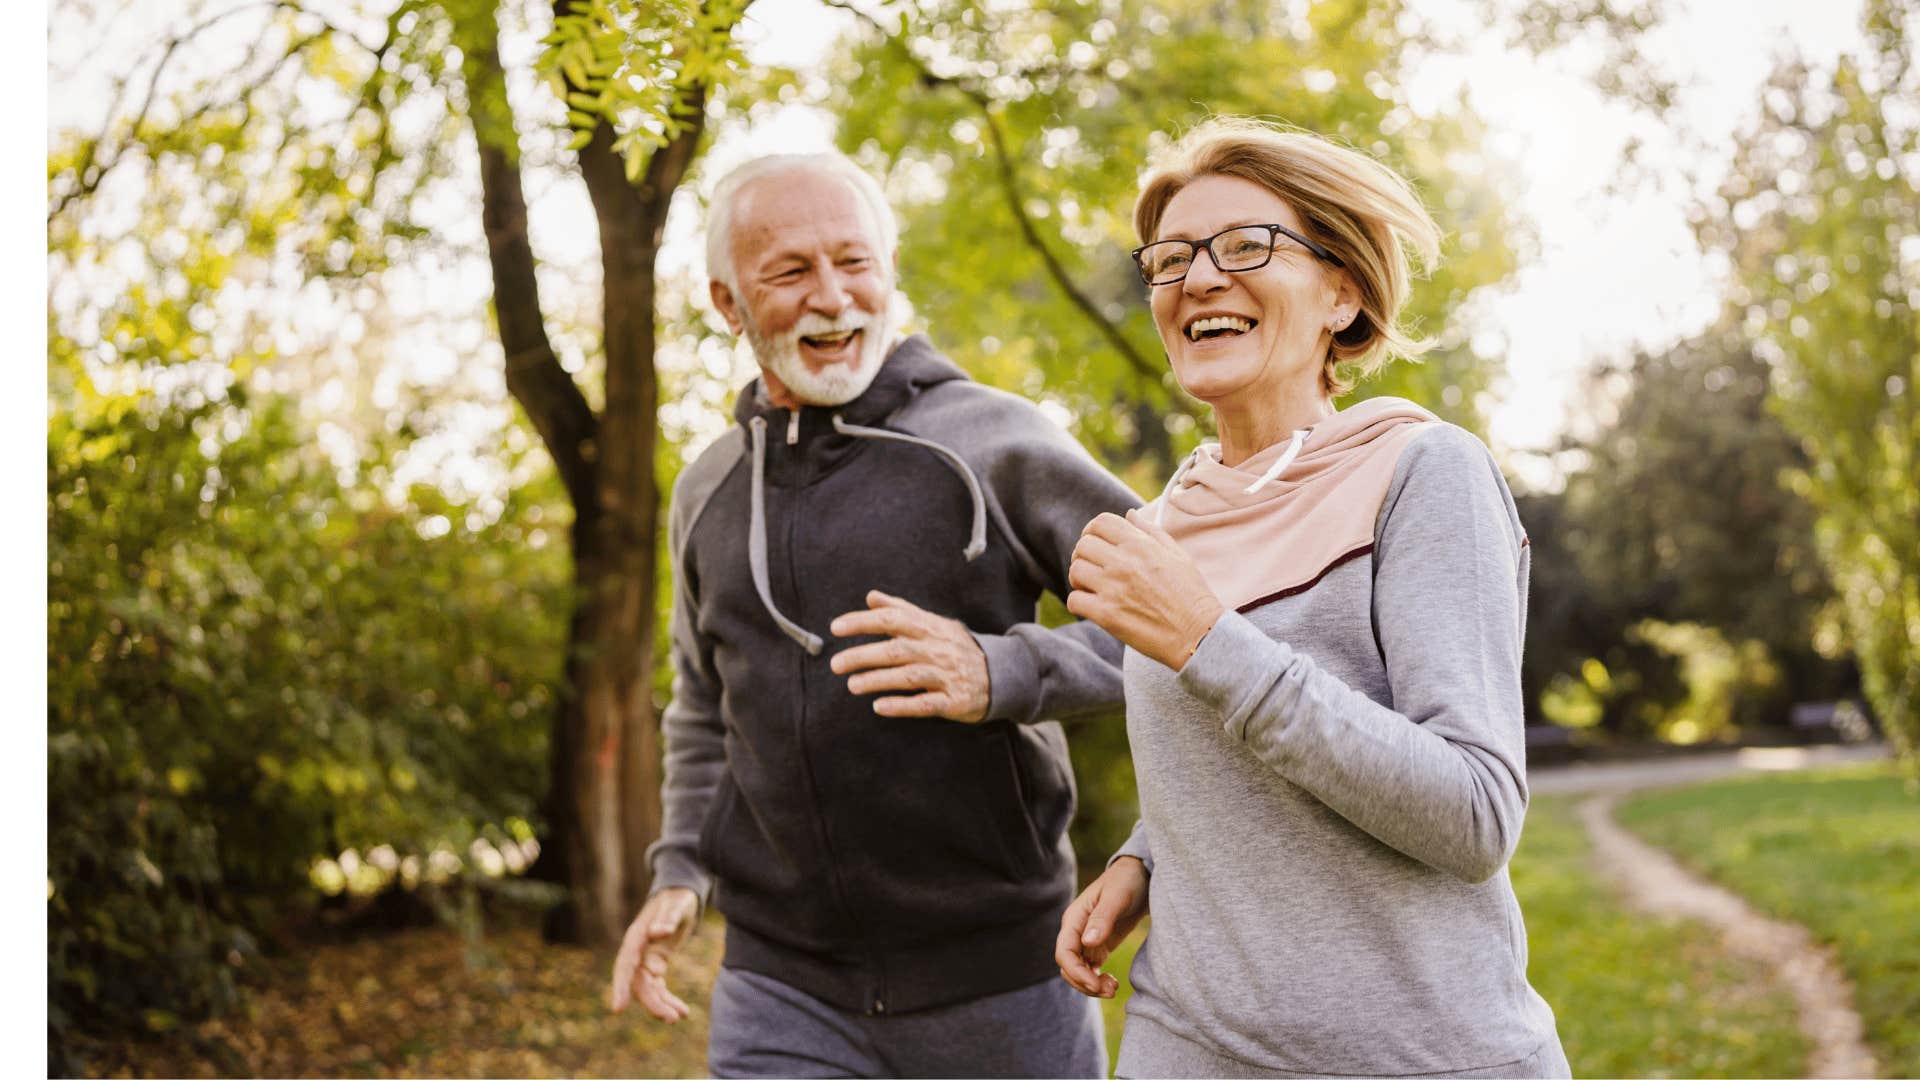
left=1079, top=879, right=1116, bottom=946
left=1067, top=559, right=1102, bottom=594
left=1070, top=534, right=1117, bottom=568
left=637, top=968, right=690, bottom=1023
left=828, top=606, right=917, bottom=641
left=830, top=638, right=916, bottom=675
left=865, top=589, right=918, bottom=611
left=646, top=908, right=686, bottom=943
left=609, top=918, right=647, bottom=1011
left=1055, top=903, right=1105, bottom=995
left=1087, top=879, right=1137, bottom=946
left=872, top=691, right=951, bottom=718
left=1064, top=590, right=1098, bottom=622
left=847, top=663, right=940, bottom=696
left=1125, top=507, right=1182, bottom=548
left=1080, top=512, right=1134, bottom=544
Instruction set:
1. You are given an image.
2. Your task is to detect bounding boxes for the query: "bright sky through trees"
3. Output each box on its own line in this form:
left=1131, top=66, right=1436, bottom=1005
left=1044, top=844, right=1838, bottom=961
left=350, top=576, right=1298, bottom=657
left=47, top=0, right=1869, bottom=478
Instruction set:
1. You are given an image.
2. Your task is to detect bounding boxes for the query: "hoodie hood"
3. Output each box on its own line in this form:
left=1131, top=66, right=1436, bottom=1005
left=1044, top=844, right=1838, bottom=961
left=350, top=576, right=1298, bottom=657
left=734, top=334, right=987, bottom=653
left=1150, top=395, right=1441, bottom=611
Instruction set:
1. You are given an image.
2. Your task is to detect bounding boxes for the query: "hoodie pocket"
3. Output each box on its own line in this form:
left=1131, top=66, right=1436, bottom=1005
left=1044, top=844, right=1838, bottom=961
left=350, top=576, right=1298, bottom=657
left=992, top=728, right=1051, bottom=878
left=696, top=775, right=740, bottom=878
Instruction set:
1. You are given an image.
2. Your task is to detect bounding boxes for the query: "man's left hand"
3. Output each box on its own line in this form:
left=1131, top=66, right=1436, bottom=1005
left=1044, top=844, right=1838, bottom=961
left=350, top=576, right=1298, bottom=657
left=830, top=590, right=990, bottom=723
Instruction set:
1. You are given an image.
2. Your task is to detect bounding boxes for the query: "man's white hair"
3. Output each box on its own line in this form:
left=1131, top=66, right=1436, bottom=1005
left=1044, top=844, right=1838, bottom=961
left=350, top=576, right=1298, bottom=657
left=705, top=152, right=900, bottom=292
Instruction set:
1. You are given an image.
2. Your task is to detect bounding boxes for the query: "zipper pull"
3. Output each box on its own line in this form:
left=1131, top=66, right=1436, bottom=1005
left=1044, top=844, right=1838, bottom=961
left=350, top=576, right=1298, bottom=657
left=786, top=408, right=801, bottom=445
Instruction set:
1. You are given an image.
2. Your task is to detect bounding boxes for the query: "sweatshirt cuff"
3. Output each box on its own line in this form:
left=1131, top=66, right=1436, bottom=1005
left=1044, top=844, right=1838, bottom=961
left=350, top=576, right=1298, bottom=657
left=1176, top=610, right=1296, bottom=741
left=1109, top=821, right=1154, bottom=876
left=648, top=847, right=714, bottom=913
left=974, top=629, right=1041, bottom=724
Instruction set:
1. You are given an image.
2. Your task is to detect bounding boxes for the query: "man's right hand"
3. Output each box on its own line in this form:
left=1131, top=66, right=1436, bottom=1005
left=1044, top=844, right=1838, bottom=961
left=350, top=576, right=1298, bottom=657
left=1055, top=855, right=1149, bottom=999
left=609, top=886, right=700, bottom=1022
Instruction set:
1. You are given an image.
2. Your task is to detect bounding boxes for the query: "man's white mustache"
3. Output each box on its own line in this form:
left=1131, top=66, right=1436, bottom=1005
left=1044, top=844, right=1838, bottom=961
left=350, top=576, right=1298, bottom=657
left=785, top=311, right=873, bottom=345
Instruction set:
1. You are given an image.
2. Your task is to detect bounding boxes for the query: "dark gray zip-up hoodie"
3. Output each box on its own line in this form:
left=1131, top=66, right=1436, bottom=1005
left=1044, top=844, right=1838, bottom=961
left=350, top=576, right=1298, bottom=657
left=647, top=336, right=1140, bottom=1015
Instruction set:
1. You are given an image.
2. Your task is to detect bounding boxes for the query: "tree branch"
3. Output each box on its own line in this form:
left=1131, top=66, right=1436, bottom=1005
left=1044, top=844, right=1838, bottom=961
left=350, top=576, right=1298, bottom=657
left=819, top=0, right=1160, bottom=383
left=49, top=0, right=389, bottom=222
left=464, top=12, right=599, bottom=512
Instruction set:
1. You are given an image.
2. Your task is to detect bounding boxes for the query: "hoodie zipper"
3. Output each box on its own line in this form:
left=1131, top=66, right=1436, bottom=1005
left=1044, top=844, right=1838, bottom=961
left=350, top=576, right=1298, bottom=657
left=777, top=419, right=885, bottom=1013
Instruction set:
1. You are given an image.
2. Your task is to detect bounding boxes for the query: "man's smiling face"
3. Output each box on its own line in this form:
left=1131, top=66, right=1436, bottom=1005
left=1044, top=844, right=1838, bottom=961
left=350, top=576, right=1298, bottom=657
left=712, top=167, right=896, bottom=407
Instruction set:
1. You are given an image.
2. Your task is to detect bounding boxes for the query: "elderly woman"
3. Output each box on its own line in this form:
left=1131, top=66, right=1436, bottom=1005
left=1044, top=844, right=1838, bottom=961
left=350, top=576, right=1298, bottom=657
left=1054, top=118, right=1568, bottom=1079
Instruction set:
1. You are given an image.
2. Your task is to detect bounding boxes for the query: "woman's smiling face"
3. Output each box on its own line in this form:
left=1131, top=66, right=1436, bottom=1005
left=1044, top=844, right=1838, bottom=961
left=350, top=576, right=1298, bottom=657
left=1148, top=174, right=1356, bottom=408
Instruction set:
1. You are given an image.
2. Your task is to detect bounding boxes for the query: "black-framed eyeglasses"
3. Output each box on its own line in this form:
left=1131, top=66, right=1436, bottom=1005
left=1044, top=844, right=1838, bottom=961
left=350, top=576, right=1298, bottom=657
left=1131, top=224, right=1340, bottom=286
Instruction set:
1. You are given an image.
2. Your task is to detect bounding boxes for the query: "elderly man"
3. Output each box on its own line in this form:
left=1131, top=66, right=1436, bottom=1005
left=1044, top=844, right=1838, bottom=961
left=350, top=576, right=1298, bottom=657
left=606, top=151, right=1139, bottom=1078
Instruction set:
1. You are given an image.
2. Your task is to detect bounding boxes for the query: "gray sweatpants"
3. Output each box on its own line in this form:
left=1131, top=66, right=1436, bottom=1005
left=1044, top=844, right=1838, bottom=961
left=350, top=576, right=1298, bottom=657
left=708, top=966, right=1107, bottom=1079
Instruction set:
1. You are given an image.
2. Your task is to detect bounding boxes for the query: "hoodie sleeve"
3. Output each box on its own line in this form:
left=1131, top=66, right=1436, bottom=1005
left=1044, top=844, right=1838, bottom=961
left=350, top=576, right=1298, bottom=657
left=960, top=397, right=1144, bottom=725
left=643, top=463, right=733, bottom=910
left=1173, top=424, right=1532, bottom=883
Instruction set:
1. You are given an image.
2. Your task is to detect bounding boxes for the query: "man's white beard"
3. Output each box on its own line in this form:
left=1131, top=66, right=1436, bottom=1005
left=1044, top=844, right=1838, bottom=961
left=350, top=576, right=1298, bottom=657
left=745, top=307, right=892, bottom=407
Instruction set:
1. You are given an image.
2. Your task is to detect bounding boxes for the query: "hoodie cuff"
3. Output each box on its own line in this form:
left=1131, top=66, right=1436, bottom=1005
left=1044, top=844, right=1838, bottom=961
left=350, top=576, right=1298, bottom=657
left=974, top=630, right=1041, bottom=724
left=1176, top=610, right=1296, bottom=741
left=648, top=848, right=714, bottom=915
left=1109, top=820, right=1154, bottom=876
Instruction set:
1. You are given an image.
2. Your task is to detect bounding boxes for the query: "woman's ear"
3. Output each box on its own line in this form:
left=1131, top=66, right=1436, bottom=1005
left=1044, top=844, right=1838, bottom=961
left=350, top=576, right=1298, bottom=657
left=1326, top=267, right=1362, bottom=333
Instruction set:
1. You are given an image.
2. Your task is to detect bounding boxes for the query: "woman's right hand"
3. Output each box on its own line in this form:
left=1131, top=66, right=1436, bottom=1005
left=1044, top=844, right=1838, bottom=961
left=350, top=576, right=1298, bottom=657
left=1055, top=855, right=1149, bottom=998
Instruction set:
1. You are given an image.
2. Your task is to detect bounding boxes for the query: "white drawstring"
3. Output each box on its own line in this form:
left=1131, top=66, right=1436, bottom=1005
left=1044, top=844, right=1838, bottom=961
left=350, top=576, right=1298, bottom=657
left=1150, top=449, right=1204, bottom=527
left=1151, top=427, right=1310, bottom=525
left=1242, top=428, right=1309, bottom=495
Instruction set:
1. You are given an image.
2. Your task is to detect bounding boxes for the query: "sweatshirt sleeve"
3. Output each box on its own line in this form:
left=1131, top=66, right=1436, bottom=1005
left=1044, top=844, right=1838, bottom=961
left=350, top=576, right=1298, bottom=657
left=1109, top=818, right=1155, bottom=874
left=643, top=479, right=728, bottom=910
left=1175, top=425, right=1531, bottom=883
left=966, top=402, right=1144, bottom=725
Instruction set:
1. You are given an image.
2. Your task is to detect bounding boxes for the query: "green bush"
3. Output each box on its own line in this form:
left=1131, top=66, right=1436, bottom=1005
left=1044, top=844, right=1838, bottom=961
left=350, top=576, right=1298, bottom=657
left=48, top=384, right=569, bottom=1062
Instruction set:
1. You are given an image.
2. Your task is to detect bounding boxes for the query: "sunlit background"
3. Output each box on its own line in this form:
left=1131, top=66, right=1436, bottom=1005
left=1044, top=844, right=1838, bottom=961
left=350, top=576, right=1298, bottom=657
left=44, top=0, right=1918, bottom=1075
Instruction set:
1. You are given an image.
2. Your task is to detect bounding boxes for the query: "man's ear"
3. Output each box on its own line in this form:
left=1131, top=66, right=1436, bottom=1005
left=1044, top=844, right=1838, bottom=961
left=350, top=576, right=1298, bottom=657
left=710, top=279, right=746, bottom=335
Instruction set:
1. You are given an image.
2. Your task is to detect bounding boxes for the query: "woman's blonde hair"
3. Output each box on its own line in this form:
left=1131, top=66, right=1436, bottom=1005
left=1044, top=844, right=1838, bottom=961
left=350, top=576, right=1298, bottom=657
left=1133, top=117, right=1442, bottom=396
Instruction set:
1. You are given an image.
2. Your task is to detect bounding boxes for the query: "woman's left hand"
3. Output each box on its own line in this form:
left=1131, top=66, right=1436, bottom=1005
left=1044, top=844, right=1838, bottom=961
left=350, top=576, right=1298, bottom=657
left=1066, top=509, right=1225, bottom=671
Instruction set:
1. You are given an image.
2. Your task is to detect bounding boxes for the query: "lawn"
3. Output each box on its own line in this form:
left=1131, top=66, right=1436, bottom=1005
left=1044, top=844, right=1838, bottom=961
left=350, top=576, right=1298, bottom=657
left=1617, top=761, right=1920, bottom=1078
left=1513, top=795, right=1809, bottom=1077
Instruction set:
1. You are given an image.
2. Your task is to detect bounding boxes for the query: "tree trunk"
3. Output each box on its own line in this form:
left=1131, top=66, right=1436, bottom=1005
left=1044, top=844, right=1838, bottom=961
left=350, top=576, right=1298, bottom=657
left=460, top=0, right=713, bottom=947
left=574, top=86, right=708, bottom=923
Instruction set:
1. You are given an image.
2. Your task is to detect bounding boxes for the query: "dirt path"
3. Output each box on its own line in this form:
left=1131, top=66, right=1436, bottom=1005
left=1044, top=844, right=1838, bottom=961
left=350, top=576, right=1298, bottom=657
left=1561, top=747, right=1884, bottom=1079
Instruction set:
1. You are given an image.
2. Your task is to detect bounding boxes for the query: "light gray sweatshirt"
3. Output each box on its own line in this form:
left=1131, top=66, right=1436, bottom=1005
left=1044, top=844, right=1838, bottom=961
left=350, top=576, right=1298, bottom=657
left=1113, top=423, right=1565, bottom=1078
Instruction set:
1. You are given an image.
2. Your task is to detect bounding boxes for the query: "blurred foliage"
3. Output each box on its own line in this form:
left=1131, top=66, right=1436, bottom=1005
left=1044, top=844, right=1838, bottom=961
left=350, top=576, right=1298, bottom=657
left=1619, top=763, right=1920, bottom=1076
left=811, top=0, right=1522, bottom=487
left=538, top=0, right=747, bottom=167
left=1521, top=320, right=1854, bottom=740
left=1694, top=0, right=1920, bottom=767
left=47, top=359, right=570, bottom=1063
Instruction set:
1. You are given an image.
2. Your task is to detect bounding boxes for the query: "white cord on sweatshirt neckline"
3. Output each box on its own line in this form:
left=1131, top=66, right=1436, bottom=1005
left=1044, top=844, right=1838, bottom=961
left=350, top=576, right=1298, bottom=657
left=1241, top=427, right=1310, bottom=495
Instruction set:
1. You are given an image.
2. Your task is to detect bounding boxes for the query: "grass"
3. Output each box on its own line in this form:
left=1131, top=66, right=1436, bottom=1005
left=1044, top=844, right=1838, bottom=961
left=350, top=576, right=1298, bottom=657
left=1509, top=795, right=1810, bottom=1078
left=1616, top=761, right=1920, bottom=1078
